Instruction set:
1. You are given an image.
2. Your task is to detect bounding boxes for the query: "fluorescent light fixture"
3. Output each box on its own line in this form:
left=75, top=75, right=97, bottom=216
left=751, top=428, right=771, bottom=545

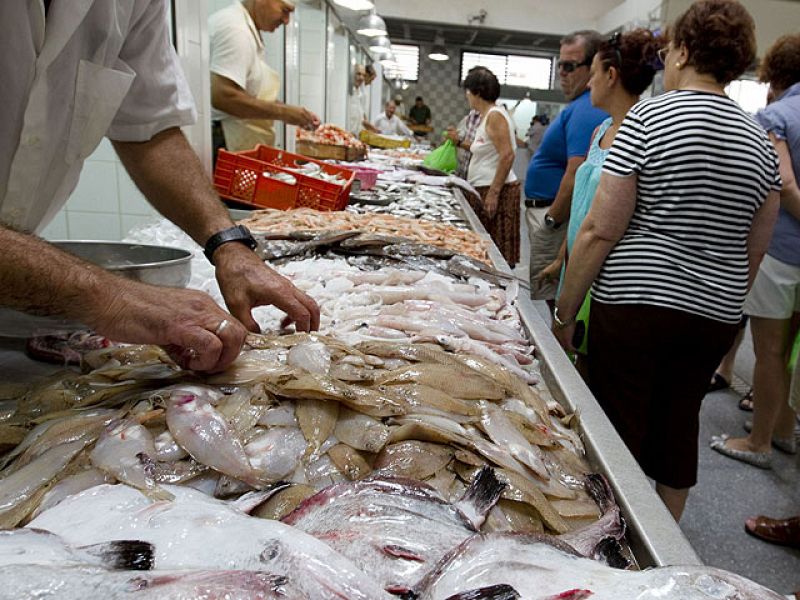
left=331, top=0, right=374, bottom=9
left=356, top=12, right=387, bottom=37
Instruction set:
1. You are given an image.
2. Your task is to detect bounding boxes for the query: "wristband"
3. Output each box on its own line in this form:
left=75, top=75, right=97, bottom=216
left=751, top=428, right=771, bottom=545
left=553, top=306, right=575, bottom=329
left=203, top=225, right=258, bottom=263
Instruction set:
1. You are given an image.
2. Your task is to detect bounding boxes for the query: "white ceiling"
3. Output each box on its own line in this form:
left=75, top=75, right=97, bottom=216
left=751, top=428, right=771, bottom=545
left=373, top=0, right=629, bottom=35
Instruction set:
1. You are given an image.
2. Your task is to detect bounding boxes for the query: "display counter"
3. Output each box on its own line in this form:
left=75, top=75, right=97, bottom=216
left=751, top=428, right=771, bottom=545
left=453, top=188, right=701, bottom=568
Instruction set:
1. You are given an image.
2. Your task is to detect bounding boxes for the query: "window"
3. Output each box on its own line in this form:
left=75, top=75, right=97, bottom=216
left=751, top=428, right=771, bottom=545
left=461, top=51, right=552, bottom=89
left=390, top=44, right=420, bottom=81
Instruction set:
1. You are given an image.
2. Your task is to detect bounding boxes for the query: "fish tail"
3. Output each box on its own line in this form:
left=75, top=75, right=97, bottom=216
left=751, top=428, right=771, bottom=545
left=457, top=466, right=506, bottom=529
left=78, top=540, right=156, bottom=571
left=584, top=473, right=615, bottom=514
left=596, top=537, right=631, bottom=570
left=443, top=583, right=521, bottom=600
left=144, top=486, right=175, bottom=502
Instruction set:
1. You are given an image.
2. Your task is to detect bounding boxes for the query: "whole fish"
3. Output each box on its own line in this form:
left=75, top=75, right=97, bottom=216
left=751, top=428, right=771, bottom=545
left=0, top=565, right=315, bottom=600
left=0, top=528, right=153, bottom=571
left=283, top=467, right=505, bottom=596
left=413, top=533, right=784, bottom=600
left=28, top=484, right=391, bottom=599
left=90, top=419, right=172, bottom=501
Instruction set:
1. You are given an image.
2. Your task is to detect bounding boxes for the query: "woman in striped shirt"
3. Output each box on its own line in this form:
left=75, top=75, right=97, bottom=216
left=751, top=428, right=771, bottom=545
left=553, top=0, right=781, bottom=521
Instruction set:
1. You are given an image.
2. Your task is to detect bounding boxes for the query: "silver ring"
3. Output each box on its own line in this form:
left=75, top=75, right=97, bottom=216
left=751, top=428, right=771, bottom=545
left=214, top=319, right=230, bottom=336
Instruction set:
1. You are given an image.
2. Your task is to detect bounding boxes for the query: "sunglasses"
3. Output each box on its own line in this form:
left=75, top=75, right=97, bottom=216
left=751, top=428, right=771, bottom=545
left=557, top=58, right=591, bottom=73
left=657, top=46, right=669, bottom=65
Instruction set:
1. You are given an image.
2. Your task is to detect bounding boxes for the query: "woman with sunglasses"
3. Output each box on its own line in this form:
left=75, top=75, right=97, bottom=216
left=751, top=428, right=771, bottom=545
left=554, top=0, right=781, bottom=521
left=537, top=29, right=660, bottom=375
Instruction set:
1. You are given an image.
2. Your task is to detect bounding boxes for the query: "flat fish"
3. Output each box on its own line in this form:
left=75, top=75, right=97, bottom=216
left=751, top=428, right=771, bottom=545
left=283, top=467, right=505, bottom=596
left=0, top=565, right=316, bottom=600
left=0, top=528, right=153, bottom=571
left=28, top=484, right=391, bottom=599
left=413, top=533, right=784, bottom=600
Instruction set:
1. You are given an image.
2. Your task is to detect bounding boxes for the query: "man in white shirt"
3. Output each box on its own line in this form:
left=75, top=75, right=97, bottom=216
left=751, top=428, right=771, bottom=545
left=373, top=101, right=414, bottom=137
left=348, top=65, right=378, bottom=135
left=0, top=0, right=319, bottom=372
left=210, top=0, right=319, bottom=151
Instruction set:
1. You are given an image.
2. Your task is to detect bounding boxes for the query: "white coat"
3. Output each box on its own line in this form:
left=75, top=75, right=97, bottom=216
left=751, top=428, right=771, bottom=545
left=0, top=0, right=196, bottom=233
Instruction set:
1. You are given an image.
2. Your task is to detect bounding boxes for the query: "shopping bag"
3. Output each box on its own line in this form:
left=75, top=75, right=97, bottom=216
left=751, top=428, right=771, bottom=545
left=423, top=139, right=458, bottom=174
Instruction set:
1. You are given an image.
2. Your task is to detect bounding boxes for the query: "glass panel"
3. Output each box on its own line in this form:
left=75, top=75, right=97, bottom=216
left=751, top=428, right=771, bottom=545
left=390, top=44, right=419, bottom=81
left=506, top=55, right=551, bottom=89
left=461, top=52, right=508, bottom=83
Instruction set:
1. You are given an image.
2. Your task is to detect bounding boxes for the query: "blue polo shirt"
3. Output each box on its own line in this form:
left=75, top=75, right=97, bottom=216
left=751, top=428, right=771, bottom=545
left=524, top=90, right=608, bottom=202
left=756, top=82, right=800, bottom=266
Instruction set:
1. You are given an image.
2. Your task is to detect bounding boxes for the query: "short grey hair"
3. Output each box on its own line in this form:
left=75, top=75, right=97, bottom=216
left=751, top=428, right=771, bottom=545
left=560, top=30, right=604, bottom=63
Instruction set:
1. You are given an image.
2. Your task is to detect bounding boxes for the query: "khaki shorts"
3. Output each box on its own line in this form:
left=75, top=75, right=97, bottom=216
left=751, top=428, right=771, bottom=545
left=744, top=254, right=800, bottom=319
left=526, top=205, right=566, bottom=301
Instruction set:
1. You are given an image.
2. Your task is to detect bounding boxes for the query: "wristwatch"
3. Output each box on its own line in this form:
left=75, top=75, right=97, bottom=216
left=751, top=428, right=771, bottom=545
left=553, top=306, right=575, bottom=329
left=203, top=225, right=258, bottom=263
left=544, top=214, right=562, bottom=230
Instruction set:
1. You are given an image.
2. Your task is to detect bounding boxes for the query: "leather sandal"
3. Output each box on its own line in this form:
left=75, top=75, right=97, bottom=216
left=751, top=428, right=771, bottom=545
left=710, top=434, right=771, bottom=469
left=744, top=515, right=800, bottom=549
left=742, top=420, right=797, bottom=454
left=707, top=372, right=730, bottom=393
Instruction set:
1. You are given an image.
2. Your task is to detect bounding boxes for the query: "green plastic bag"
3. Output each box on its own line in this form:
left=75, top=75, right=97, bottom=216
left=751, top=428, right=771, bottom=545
left=423, top=139, right=458, bottom=173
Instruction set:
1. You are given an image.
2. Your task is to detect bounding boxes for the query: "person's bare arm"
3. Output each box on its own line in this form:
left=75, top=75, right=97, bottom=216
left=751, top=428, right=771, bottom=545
left=554, top=173, right=637, bottom=350
left=547, top=156, right=585, bottom=224
left=770, top=134, right=800, bottom=222
left=0, top=226, right=245, bottom=372
left=746, top=190, right=780, bottom=289
left=210, top=73, right=319, bottom=129
left=482, top=112, right=515, bottom=217
left=112, top=128, right=320, bottom=333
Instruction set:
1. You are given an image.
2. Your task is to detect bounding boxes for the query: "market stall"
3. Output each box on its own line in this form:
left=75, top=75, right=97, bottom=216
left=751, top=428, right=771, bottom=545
left=5, top=147, right=787, bottom=599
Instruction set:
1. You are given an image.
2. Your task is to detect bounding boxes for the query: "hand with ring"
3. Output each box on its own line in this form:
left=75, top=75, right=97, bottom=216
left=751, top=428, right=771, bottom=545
left=85, top=277, right=248, bottom=373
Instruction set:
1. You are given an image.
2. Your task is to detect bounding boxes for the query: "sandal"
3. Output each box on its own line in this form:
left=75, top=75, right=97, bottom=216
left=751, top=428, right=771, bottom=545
left=707, top=373, right=730, bottom=393
left=742, top=420, right=798, bottom=454
left=744, top=515, right=800, bottom=549
left=738, top=389, right=753, bottom=412
left=709, top=434, right=771, bottom=469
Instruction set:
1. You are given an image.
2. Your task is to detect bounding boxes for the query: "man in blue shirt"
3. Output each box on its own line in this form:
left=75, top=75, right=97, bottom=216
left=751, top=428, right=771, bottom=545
left=525, top=30, right=608, bottom=304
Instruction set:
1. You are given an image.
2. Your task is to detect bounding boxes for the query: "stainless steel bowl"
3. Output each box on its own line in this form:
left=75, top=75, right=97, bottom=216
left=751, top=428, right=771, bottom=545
left=0, top=241, right=193, bottom=337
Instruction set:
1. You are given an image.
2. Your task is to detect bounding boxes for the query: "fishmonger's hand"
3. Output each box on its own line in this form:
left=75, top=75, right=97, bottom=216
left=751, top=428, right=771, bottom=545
left=212, top=243, right=320, bottom=334
left=87, top=279, right=248, bottom=373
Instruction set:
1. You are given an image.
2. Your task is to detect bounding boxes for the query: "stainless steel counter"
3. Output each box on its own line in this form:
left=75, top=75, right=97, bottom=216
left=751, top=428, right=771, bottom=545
left=454, top=189, right=701, bottom=568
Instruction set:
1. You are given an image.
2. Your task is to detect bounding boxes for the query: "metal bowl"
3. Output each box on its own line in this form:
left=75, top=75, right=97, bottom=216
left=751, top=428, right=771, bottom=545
left=0, top=241, right=192, bottom=338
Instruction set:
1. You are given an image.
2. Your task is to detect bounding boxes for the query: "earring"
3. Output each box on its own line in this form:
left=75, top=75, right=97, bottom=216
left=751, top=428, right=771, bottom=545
left=675, top=62, right=682, bottom=68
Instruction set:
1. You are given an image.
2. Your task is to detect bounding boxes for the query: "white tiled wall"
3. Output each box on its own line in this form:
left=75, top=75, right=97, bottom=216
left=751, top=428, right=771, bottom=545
left=43, top=1, right=211, bottom=243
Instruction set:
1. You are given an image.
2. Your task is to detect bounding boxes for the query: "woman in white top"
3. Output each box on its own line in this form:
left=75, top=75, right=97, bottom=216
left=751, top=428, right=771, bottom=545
left=449, top=68, right=520, bottom=266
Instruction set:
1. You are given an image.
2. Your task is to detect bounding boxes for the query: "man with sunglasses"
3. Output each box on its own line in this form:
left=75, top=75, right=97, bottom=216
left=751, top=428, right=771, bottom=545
left=525, top=30, right=608, bottom=307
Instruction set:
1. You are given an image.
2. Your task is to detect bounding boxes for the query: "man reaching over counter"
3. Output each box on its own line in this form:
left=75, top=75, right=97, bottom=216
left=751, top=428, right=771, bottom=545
left=209, top=0, right=320, bottom=151
left=0, top=0, right=320, bottom=373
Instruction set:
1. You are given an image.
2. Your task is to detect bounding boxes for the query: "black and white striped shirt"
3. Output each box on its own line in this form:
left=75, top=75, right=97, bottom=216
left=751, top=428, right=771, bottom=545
left=593, top=90, right=781, bottom=323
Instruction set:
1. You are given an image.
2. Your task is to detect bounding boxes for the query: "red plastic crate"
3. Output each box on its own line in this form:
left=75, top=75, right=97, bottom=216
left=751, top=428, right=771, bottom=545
left=213, top=145, right=355, bottom=211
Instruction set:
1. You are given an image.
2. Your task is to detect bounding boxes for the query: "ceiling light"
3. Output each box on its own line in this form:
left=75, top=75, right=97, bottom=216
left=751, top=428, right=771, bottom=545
left=369, top=36, right=392, bottom=56
left=356, top=12, right=387, bottom=37
left=331, top=0, right=374, bottom=9
left=428, top=35, right=449, bottom=61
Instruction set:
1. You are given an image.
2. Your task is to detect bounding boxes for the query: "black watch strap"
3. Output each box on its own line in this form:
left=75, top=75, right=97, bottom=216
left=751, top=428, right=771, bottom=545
left=203, top=225, right=258, bottom=263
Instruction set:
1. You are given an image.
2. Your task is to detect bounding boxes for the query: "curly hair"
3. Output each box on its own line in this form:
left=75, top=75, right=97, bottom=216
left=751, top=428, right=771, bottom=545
left=669, top=0, right=755, bottom=84
left=759, top=33, right=800, bottom=92
left=463, top=67, right=501, bottom=102
left=597, top=29, right=661, bottom=95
